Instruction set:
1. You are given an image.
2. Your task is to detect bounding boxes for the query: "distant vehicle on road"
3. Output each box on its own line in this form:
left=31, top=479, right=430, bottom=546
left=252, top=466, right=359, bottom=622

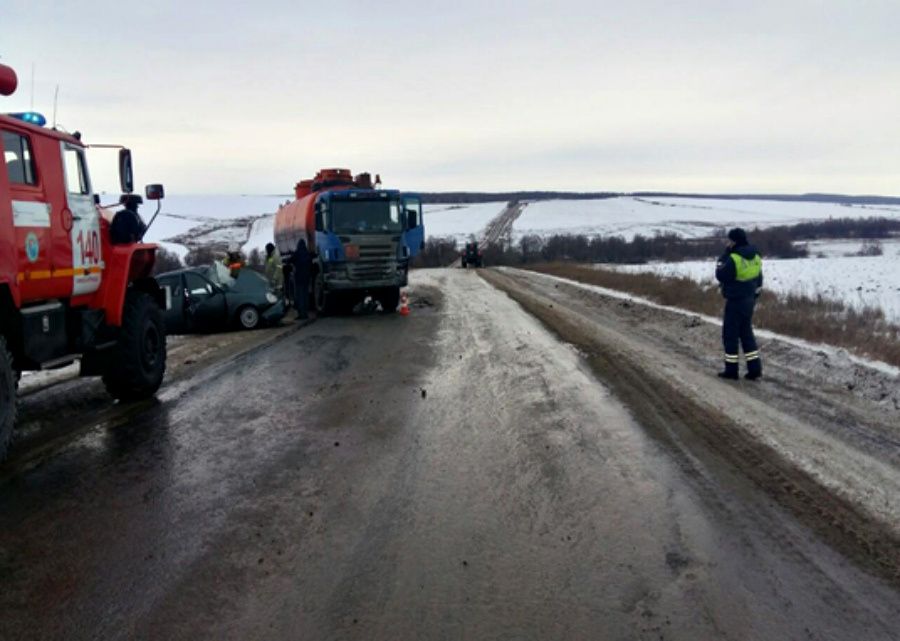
left=461, top=242, right=483, bottom=268
left=155, top=264, right=285, bottom=334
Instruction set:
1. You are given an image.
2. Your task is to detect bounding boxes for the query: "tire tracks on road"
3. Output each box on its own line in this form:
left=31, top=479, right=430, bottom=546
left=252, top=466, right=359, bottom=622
left=481, top=267, right=900, bottom=588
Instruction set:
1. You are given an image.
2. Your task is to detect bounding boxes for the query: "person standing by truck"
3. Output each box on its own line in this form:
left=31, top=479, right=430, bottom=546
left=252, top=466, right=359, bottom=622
left=715, top=228, right=763, bottom=380
left=264, top=242, right=284, bottom=295
left=111, top=194, right=146, bottom=244
left=292, top=239, right=312, bottom=319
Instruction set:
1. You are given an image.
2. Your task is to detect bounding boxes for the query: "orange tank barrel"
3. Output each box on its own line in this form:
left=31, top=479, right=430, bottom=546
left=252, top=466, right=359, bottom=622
left=0, top=63, right=18, bottom=97
left=276, top=168, right=381, bottom=257
left=274, top=195, right=316, bottom=256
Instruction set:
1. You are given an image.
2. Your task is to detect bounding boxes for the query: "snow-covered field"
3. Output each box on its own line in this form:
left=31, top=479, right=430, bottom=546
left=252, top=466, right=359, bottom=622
left=135, top=194, right=900, bottom=321
left=141, top=196, right=507, bottom=255
left=140, top=195, right=291, bottom=256
left=423, top=202, right=508, bottom=244
left=609, top=240, right=900, bottom=322
left=513, top=197, right=900, bottom=241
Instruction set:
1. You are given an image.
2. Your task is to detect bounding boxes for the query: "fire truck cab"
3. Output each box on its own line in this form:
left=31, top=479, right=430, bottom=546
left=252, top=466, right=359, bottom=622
left=0, top=62, right=168, bottom=460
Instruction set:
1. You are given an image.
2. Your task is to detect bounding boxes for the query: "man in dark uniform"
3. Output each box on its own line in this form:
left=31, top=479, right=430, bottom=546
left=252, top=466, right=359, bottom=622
left=715, top=228, right=763, bottom=380
left=110, top=194, right=146, bottom=244
left=292, top=239, right=312, bottom=319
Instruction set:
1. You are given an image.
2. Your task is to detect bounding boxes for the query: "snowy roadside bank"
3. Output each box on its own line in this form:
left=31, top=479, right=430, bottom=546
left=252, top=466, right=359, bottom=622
left=513, top=267, right=899, bottom=378
left=485, top=266, right=900, bottom=580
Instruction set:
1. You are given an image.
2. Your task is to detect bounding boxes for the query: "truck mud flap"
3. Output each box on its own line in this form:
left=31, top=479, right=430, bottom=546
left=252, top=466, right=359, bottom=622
left=79, top=339, right=119, bottom=377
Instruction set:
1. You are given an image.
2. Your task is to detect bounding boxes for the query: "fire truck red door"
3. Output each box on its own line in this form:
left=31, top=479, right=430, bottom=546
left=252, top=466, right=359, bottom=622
left=61, top=143, right=102, bottom=296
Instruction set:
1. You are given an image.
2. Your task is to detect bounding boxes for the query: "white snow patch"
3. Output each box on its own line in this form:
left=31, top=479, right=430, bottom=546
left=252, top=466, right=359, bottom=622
left=18, top=363, right=80, bottom=394
left=138, top=195, right=290, bottom=250
left=157, top=241, right=190, bottom=260
left=513, top=197, right=900, bottom=241
left=243, top=215, right=276, bottom=254
left=608, top=240, right=900, bottom=322
left=424, top=202, right=508, bottom=245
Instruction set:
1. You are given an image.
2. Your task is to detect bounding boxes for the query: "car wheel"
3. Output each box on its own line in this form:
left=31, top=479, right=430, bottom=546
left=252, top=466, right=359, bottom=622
left=238, top=305, right=260, bottom=330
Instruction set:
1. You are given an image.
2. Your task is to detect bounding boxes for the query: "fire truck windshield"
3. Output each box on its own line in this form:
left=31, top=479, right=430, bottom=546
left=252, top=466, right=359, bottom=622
left=331, top=199, right=401, bottom=234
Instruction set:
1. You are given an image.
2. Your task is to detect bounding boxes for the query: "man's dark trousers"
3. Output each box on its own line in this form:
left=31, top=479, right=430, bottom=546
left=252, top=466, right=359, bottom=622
left=723, top=296, right=761, bottom=377
left=294, top=271, right=310, bottom=318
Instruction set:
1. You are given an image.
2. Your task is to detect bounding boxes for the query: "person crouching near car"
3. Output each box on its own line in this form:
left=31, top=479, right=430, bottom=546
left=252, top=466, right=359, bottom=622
left=715, top=228, right=763, bottom=380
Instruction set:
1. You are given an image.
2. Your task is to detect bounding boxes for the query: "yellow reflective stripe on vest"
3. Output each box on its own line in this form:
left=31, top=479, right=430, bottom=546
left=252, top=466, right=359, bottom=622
left=730, top=253, right=762, bottom=282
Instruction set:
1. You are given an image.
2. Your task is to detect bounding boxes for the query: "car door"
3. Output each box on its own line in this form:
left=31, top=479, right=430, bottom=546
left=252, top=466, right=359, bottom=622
left=61, top=143, right=103, bottom=297
left=157, top=274, right=188, bottom=334
left=401, top=194, right=424, bottom=259
left=184, top=271, right=228, bottom=332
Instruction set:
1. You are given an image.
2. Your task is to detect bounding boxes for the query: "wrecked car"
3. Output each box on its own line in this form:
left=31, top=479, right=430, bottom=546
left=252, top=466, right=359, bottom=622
left=155, top=263, right=286, bottom=334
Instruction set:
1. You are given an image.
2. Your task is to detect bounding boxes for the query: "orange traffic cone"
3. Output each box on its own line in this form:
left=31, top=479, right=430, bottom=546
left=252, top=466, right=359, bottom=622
left=400, top=290, right=410, bottom=316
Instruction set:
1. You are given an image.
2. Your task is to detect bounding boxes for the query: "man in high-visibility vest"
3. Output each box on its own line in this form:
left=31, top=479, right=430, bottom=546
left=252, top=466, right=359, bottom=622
left=715, top=228, right=763, bottom=380
left=264, top=243, right=284, bottom=294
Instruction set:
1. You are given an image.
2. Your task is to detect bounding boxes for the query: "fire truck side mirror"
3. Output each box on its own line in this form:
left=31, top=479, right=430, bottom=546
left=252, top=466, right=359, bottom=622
left=118, top=148, right=134, bottom=194
left=407, top=210, right=419, bottom=229
left=314, top=208, right=324, bottom=232
left=145, top=184, right=166, bottom=200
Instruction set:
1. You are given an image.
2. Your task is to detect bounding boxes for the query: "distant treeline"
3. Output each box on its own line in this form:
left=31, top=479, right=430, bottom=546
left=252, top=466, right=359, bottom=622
left=412, top=217, right=900, bottom=268
left=780, top=217, right=900, bottom=239
left=419, top=192, right=618, bottom=204
left=419, top=192, right=900, bottom=205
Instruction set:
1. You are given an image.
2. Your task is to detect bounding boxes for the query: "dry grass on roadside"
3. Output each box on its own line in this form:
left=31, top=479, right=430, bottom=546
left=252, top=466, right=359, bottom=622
left=523, top=263, right=900, bottom=368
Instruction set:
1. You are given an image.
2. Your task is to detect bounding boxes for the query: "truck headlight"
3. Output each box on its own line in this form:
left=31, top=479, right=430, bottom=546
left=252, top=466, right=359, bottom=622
left=266, top=293, right=278, bottom=304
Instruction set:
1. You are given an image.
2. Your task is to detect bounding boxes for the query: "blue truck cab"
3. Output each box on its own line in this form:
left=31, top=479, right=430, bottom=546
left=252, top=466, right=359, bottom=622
left=309, top=188, right=424, bottom=314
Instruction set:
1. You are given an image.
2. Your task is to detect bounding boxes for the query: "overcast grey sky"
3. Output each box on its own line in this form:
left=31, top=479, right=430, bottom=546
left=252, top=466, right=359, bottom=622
left=2, top=1, right=898, bottom=194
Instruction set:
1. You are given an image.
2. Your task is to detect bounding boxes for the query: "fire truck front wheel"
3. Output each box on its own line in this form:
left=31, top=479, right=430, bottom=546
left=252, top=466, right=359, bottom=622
left=103, top=290, right=167, bottom=402
left=0, top=337, right=16, bottom=461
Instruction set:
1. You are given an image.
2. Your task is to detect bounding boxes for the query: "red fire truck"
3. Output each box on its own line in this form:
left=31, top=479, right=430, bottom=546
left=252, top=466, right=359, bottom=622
left=0, top=62, right=167, bottom=460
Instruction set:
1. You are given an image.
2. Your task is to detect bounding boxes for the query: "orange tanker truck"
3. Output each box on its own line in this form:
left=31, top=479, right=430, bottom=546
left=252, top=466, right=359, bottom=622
left=274, top=168, right=424, bottom=315
left=0, top=61, right=168, bottom=460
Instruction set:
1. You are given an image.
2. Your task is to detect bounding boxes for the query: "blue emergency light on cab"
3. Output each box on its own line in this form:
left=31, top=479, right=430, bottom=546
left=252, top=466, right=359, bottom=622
left=8, top=112, right=47, bottom=127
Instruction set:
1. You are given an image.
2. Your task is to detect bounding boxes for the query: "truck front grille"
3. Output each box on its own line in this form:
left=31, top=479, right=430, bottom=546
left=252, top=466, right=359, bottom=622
left=346, top=238, right=398, bottom=281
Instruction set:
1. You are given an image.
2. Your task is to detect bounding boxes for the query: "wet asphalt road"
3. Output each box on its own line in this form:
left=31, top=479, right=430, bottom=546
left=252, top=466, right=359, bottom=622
left=1, top=269, right=899, bottom=640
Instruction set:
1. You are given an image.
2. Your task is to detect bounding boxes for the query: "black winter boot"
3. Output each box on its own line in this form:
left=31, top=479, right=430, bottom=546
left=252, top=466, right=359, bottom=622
left=718, top=361, right=739, bottom=380
left=745, top=357, right=762, bottom=380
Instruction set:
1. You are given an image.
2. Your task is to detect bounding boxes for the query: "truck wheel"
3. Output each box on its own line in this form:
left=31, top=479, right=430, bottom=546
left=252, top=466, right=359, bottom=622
left=0, top=337, right=16, bottom=462
left=103, top=290, right=167, bottom=402
left=237, top=305, right=260, bottom=330
left=314, top=272, right=333, bottom=316
left=379, top=287, right=401, bottom=313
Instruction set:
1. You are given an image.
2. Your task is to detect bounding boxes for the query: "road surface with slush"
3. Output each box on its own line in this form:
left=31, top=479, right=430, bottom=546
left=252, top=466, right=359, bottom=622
left=1, top=269, right=898, bottom=640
